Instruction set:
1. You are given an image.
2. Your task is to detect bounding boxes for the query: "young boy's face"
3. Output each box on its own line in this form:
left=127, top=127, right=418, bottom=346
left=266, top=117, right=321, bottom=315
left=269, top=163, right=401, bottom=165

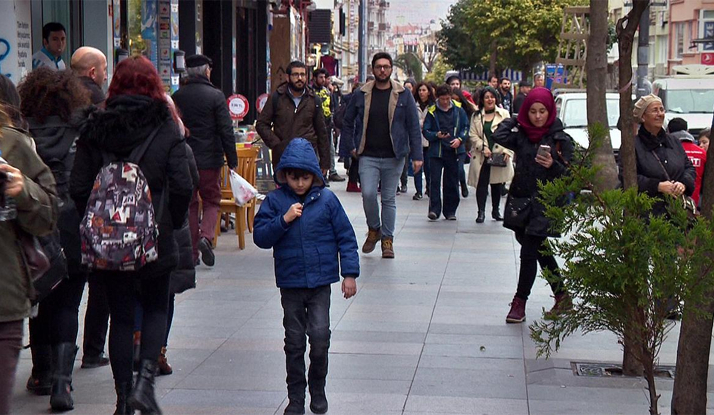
left=286, top=171, right=314, bottom=195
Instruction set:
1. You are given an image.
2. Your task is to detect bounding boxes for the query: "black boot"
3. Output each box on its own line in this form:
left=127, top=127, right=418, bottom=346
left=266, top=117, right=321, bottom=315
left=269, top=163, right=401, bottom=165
left=476, top=211, right=485, bottom=223
left=26, top=344, right=52, bottom=395
left=492, top=209, right=503, bottom=221
left=283, top=398, right=305, bottom=415
left=50, top=343, right=78, bottom=411
left=114, top=381, right=133, bottom=415
left=308, top=384, right=328, bottom=414
left=128, top=360, right=162, bottom=415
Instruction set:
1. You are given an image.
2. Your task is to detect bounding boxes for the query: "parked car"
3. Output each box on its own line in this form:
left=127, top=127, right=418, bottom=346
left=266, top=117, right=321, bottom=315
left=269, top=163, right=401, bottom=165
left=554, top=91, right=622, bottom=154
left=652, top=77, right=714, bottom=136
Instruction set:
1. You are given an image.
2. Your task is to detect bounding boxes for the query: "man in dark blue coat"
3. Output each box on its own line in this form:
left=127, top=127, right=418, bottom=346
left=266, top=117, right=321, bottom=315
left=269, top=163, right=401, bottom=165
left=339, top=52, right=423, bottom=259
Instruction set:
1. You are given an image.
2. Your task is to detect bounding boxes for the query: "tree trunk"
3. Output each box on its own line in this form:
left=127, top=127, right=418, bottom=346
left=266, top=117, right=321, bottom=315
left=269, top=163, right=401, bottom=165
left=586, top=3, right=618, bottom=192
left=616, top=0, right=649, bottom=376
left=671, top=114, right=714, bottom=414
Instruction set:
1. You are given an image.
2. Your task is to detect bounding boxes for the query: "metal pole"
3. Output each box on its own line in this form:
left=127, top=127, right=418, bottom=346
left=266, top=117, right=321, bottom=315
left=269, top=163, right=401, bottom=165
left=636, top=4, right=651, bottom=99
left=358, top=0, right=367, bottom=82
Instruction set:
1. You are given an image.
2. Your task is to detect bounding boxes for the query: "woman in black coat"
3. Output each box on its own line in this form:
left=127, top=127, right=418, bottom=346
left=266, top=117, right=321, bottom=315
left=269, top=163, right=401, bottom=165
left=491, top=87, right=574, bottom=325
left=19, top=68, right=90, bottom=411
left=70, top=57, right=193, bottom=415
left=630, top=94, right=695, bottom=217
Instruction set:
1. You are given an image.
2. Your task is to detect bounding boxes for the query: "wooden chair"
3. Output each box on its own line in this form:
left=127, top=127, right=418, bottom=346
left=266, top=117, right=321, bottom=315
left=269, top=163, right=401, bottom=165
left=215, top=146, right=260, bottom=249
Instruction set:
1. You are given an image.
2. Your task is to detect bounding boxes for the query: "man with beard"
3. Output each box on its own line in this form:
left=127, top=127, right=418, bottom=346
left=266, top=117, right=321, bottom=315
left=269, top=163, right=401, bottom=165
left=498, top=77, right=513, bottom=114
left=339, top=52, right=423, bottom=259
left=257, top=60, right=330, bottom=175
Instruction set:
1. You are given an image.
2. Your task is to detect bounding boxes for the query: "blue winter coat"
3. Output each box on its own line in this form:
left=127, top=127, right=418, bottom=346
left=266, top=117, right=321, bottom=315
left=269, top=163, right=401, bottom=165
left=422, top=100, right=469, bottom=158
left=339, top=79, right=423, bottom=161
left=253, top=138, right=360, bottom=288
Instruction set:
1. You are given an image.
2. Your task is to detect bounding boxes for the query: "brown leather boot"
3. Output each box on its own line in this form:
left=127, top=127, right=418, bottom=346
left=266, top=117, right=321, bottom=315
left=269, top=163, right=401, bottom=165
left=362, top=228, right=381, bottom=253
left=506, top=296, right=527, bottom=323
left=381, top=236, right=394, bottom=259
left=157, top=347, right=173, bottom=376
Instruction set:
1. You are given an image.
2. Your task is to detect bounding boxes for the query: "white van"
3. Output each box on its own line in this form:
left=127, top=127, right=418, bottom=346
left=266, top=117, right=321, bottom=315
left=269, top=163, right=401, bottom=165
left=652, top=71, right=714, bottom=136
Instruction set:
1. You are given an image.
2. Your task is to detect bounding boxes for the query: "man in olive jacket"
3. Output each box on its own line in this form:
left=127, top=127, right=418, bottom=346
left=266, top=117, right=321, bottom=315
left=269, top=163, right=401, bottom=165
left=256, top=60, right=330, bottom=174
left=172, top=54, right=237, bottom=267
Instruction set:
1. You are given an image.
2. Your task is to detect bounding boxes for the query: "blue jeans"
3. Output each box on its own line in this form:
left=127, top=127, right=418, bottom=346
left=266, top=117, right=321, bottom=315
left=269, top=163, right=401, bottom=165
left=429, top=152, right=460, bottom=218
left=281, top=286, right=331, bottom=401
left=359, top=156, right=406, bottom=237
left=414, top=147, right=429, bottom=195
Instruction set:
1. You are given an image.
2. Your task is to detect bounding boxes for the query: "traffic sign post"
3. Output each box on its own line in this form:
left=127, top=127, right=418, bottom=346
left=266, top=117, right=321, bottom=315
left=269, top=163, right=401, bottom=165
left=227, top=94, right=249, bottom=120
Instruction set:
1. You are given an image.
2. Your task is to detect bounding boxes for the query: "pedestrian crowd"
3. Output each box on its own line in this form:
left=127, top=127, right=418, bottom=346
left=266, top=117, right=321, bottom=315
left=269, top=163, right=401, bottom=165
left=1, top=21, right=710, bottom=415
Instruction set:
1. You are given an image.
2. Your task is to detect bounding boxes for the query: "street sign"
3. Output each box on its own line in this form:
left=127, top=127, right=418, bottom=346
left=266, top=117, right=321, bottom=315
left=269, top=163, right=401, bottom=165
left=702, top=53, right=714, bottom=66
left=256, top=93, right=269, bottom=113
left=227, top=94, right=249, bottom=120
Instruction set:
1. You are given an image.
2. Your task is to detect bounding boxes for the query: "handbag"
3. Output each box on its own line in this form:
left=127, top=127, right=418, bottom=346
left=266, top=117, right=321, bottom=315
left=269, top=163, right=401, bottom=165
left=503, top=196, right=532, bottom=229
left=18, top=229, right=68, bottom=304
left=650, top=150, right=699, bottom=220
left=486, top=152, right=507, bottom=167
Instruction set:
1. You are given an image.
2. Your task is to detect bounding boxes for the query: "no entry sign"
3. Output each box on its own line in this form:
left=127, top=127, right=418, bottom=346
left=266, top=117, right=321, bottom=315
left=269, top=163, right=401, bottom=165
left=227, top=94, right=249, bottom=120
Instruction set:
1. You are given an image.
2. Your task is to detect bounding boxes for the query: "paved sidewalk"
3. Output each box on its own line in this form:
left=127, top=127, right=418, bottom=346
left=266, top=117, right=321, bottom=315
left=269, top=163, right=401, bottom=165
left=10, top=175, right=714, bottom=414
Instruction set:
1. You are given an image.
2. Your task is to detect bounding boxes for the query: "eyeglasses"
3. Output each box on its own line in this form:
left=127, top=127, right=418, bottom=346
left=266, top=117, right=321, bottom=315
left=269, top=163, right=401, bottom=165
left=290, top=73, right=307, bottom=78
left=374, top=65, right=392, bottom=71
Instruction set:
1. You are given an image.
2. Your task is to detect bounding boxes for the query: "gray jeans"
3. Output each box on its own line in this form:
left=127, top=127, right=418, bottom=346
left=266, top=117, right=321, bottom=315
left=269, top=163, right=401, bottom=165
left=358, top=156, right=406, bottom=238
left=0, top=320, right=23, bottom=415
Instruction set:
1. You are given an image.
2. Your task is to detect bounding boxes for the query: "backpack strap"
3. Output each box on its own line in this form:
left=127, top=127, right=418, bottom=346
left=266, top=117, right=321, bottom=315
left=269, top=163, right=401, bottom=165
left=129, top=122, right=165, bottom=164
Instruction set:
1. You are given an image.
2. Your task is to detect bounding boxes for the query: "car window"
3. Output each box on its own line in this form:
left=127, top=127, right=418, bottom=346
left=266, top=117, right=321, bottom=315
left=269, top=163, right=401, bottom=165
left=562, top=98, right=619, bottom=128
left=664, top=89, right=714, bottom=114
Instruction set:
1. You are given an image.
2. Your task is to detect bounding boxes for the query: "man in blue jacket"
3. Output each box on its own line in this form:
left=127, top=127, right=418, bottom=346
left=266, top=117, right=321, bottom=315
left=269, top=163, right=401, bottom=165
left=422, top=84, right=469, bottom=220
left=254, top=138, right=359, bottom=415
left=339, top=52, right=423, bottom=258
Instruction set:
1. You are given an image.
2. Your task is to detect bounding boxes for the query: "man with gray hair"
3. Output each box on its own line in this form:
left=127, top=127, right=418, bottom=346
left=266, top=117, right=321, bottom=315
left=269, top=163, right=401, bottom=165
left=172, top=54, right=237, bottom=267
left=71, top=46, right=107, bottom=105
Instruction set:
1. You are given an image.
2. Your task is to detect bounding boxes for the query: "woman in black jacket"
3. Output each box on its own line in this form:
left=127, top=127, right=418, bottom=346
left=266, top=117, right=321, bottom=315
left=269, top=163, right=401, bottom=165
left=19, top=68, right=90, bottom=411
left=492, top=87, right=574, bottom=324
left=70, top=56, right=193, bottom=415
left=630, top=94, right=695, bottom=217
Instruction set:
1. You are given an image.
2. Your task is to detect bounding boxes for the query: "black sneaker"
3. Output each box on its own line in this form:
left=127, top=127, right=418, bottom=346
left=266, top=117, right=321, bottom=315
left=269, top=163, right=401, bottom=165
left=428, top=212, right=438, bottom=221
left=199, top=237, right=215, bottom=266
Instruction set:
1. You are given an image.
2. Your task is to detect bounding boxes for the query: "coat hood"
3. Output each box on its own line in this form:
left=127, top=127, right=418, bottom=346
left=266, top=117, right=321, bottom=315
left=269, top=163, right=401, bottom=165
left=274, top=138, right=325, bottom=187
left=670, top=130, right=695, bottom=143
left=27, top=115, right=77, bottom=164
left=78, top=94, right=172, bottom=156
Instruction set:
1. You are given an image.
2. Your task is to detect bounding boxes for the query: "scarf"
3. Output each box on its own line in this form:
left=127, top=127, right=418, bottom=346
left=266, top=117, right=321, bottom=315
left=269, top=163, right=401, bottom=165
left=516, top=87, right=556, bottom=143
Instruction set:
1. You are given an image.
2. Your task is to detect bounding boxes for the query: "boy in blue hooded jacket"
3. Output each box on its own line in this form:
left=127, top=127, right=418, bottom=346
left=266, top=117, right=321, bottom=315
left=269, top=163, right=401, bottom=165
left=254, top=138, right=359, bottom=415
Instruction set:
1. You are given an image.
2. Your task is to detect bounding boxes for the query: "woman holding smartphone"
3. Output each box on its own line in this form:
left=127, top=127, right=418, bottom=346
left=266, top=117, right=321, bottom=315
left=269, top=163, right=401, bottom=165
left=491, top=87, right=574, bottom=324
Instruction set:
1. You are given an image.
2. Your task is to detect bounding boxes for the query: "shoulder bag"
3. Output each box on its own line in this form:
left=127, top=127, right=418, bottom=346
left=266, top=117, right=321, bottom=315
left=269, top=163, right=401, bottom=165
left=650, top=150, right=698, bottom=220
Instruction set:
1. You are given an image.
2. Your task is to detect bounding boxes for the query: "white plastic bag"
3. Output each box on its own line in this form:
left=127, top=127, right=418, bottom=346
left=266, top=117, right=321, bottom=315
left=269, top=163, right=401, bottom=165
left=229, top=170, right=259, bottom=206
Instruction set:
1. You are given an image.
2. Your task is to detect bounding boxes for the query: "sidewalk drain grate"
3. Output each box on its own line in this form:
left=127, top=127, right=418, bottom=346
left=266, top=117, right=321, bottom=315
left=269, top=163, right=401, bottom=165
left=571, top=362, right=675, bottom=379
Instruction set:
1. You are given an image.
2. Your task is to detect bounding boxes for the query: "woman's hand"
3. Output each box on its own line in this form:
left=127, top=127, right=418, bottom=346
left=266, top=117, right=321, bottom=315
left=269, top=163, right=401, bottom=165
left=483, top=147, right=492, bottom=158
left=535, top=151, right=553, bottom=168
left=658, top=181, right=685, bottom=197
left=0, top=163, right=24, bottom=197
left=503, top=153, right=511, bottom=163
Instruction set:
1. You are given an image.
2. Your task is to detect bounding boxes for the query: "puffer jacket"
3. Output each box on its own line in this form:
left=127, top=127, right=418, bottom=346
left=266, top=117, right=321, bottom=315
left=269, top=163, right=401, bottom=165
left=255, top=82, right=330, bottom=170
left=0, top=126, right=58, bottom=322
left=253, top=138, right=359, bottom=288
left=70, top=95, right=194, bottom=276
left=28, top=115, right=84, bottom=275
left=171, top=75, right=238, bottom=170
left=492, top=117, right=574, bottom=237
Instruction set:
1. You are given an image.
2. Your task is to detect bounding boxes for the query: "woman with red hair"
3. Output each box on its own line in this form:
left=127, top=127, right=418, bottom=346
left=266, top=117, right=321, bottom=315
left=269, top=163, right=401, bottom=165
left=491, top=88, right=574, bottom=324
left=70, top=56, right=193, bottom=415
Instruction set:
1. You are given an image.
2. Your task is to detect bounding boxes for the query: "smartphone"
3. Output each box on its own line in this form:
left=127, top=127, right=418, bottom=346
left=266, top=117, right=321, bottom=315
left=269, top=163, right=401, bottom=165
left=537, top=145, right=551, bottom=157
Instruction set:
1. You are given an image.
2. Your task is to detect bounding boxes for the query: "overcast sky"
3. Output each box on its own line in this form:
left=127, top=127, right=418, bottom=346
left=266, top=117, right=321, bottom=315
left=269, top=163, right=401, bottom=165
left=387, top=0, right=456, bottom=26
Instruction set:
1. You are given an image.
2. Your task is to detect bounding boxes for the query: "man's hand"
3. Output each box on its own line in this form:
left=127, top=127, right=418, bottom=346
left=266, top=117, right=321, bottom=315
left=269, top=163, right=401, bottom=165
left=412, top=160, right=423, bottom=173
left=283, top=203, right=303, bottom=223
left=449, top=139, right=461, bottom=149
left=342, top=277, right=357, bottom=299
left=437, top=131, right=450, bottom=139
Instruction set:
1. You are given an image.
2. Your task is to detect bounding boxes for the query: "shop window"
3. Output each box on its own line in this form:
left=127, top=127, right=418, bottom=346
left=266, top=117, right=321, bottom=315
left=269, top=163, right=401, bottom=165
left=676, top=22, right=684, bottom=59
left=128, top=0, right=154, bottom=58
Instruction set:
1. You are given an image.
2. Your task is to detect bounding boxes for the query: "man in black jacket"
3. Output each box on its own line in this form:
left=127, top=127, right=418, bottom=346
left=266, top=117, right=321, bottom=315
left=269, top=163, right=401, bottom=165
left=172, top=55, right=237, bottom=267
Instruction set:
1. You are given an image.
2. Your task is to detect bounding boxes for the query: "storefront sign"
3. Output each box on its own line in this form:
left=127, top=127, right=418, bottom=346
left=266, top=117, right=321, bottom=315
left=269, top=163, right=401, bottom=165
left=256, top=93, right=269, bottom=113
left=228, top=94, right=249, bottom=120
left=702, top=53, right=714, bottom=66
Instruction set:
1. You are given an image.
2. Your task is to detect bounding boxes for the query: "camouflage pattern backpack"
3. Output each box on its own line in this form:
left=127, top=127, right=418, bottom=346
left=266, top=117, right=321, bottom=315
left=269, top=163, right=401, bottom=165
left=80, top=124, right=164, bottom=271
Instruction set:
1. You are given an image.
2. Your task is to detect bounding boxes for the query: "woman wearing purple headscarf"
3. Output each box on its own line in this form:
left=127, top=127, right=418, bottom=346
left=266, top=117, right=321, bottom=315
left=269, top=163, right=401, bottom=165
left=491, top=87, right=574, bottom=324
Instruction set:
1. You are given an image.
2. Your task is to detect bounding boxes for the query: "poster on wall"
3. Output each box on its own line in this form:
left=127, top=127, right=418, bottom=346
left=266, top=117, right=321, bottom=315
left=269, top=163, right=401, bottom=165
left=142, top=0, right=158, bottom=67
left=112, top=0, right=122, bottom=48
left=0, top=0, right=32, bottom=83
